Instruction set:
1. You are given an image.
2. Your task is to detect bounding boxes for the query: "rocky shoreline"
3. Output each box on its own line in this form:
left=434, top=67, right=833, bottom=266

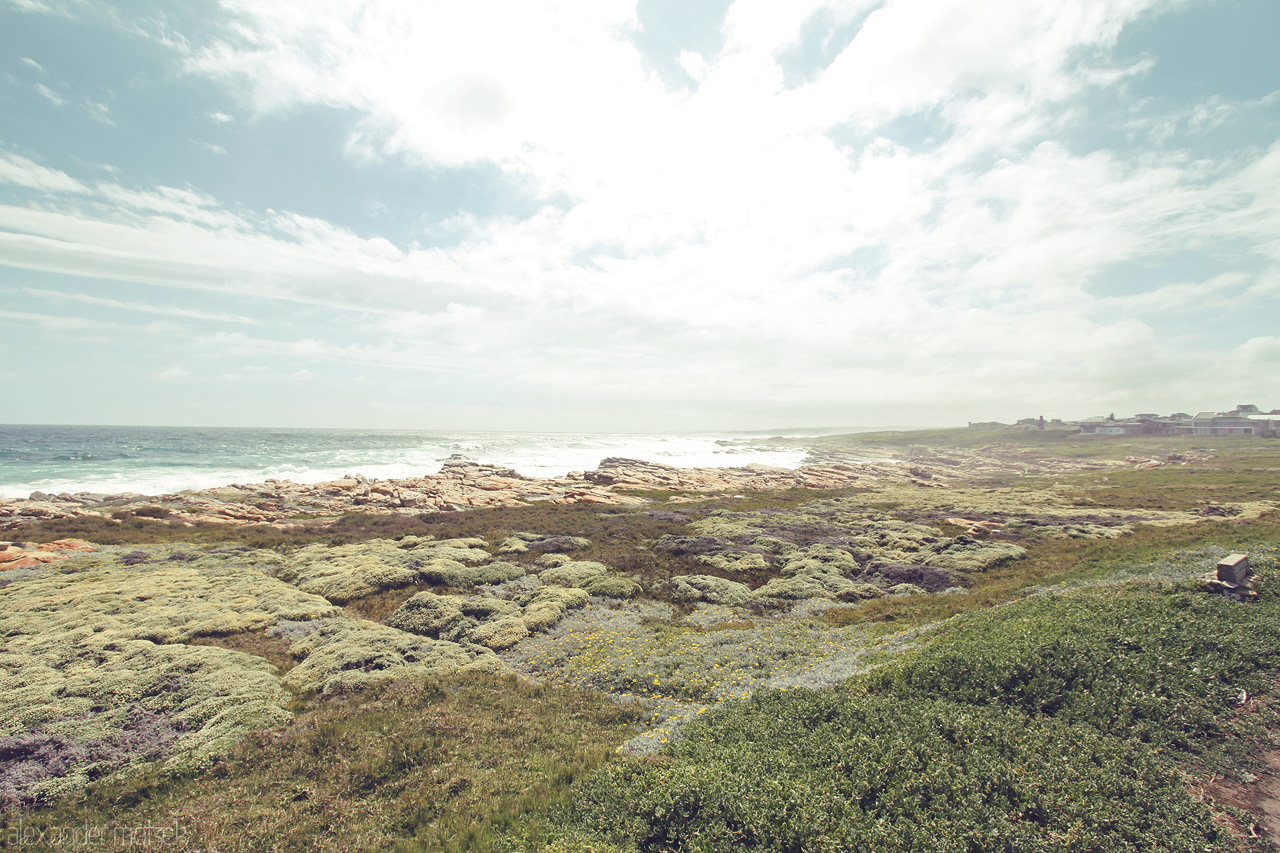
left=0, top=442, right=1184, bottom=534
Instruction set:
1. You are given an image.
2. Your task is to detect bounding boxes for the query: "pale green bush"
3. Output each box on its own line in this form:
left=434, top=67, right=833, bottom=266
left=420, top=558, right=525, bottom=587
left=696, top=552, right=769, bottom=572
left=581, top=575, right=641, bottom=599
left=385, top=591, right=473, bottom=640
left=278, top=537, right=496, bottom=603
left=521, top=586, right=590, bottom=632
left=0, top=556, right=299, bottom=806
left=669, top=575, right=752, bottom=605
left=469, top=617, right=530, bottom=650
left=284, top=618, right=503, bottom=694
left=539, top=561, right=609, bottom=587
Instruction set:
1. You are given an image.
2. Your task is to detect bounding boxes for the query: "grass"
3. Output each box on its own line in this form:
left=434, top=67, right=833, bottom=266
left=1047, top=453, right=1280, bottom=510
left=829, top=427, right=1279, bottom=461
left=822, top=514, right=1280, bottom=631
left=517, top=550, right=1280, bottom=852
left=4, top=433, right=1279, bottom=850
left=6, top=674, right=644, bottom=852
left=541, top=693, right=1239, bottom=853
left=868, top=551, right=1280, bottom=759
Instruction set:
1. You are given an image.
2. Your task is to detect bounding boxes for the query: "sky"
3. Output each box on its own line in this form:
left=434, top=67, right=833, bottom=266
left=0, top=0, right=1277, bottom=432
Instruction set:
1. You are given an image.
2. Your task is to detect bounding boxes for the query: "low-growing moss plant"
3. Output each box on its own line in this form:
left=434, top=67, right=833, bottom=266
left=8, top=675, right=644, bottom=853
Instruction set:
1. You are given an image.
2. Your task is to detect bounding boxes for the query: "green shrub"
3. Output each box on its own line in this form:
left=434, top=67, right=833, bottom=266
left=546, top=691, right=1233, bottom=852
left=868, top=555, right=1280, bottom=754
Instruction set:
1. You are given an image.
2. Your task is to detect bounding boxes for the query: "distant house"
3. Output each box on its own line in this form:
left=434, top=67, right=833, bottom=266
left=1148, top=406, right=1280, bottom=436
left=967, top=421, right=1009, bottom=430
left=1061, top=406, right=1276, bottom=438
left=1192, top=409, right=1266, bottom=435
left=1078, top=416, right=1144, bottom=436
left=1134, top=416, right=1190, bottom=436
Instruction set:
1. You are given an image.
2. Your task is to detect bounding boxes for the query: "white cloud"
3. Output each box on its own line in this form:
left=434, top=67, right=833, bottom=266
left=0, top=307, right=101, bottom=332
left=35, top=82, right=66, bottom=106
left=1236, top=336, right=1280, bottom=365
left=0, top=150, right=86, bottom=193
left=22, top=287, right=262, bottom=323
left=1, top=0, right=1276, bottom=427
left=20, top=56, right=44, bottom=72
left=6, top=0, right=59, bottom=13
left=86, top=101, right=113, bottom=124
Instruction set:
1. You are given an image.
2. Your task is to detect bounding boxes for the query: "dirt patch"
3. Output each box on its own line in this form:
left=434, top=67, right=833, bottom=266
left=1193, top=675, right=1280, bottom=849
left=1196, top=751, right=1280, bottom=848
left=188, top=629, right=298, bottom=675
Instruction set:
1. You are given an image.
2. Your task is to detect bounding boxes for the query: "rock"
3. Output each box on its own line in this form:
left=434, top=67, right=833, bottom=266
left=1, top=555, right=44, bottom=570
left=0, top=539, right=98, bottom=571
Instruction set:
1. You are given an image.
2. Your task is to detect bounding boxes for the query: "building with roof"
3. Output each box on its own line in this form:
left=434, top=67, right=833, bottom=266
left=1076, top=405, right=1279, bottom=437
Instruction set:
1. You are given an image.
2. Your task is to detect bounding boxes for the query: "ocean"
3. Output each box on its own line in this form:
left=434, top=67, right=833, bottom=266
left=0, top=424, right=826, bottom=500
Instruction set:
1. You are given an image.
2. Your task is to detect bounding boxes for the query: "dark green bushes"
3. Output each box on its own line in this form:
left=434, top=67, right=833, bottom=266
left=554, top=692, right=1233, bottom=852
left=868, top=556, right=1280, bottom=755
left=522, top=552, right=1279, bottom=851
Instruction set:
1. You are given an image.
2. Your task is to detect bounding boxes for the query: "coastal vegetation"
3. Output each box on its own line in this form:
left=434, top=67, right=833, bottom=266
left=2, top=431, right=1278, bottom=850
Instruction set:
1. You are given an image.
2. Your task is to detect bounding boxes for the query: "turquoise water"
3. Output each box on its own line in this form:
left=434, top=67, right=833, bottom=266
left=0, top=424, right=815, bottom=499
